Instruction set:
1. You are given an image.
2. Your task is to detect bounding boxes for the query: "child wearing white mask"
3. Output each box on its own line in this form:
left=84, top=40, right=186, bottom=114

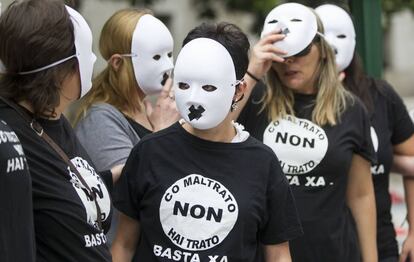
left=111, top=22, right=302, bottom=262
left=316, top=4, right=414, bottom=262
left=0, top=0, right=122, bottom=260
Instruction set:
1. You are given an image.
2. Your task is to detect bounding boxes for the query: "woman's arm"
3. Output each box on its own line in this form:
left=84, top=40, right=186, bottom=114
left=400, top=177, right=414, bottom=262
left=394, top=134, right=414, bottom=156
left=264, top=242, right=291, bottom=262
left=391, top=135, right=414, bottom=262
left=393, top=155, right=414, bottom=177
left=111, top=212, right=140, bottom=262
left=346, top=154, right=377, bottom=262
left=110, top=164, right=125, bottom=184
left=393, top=135, right=414, bottom=176
left=231, top=33, right=286, bottom=120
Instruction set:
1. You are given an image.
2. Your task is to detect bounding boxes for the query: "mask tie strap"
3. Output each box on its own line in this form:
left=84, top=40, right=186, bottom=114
left=18, top=54, right=78, bottom=75
left=232, top=79, right=243, bottom=87
left=106, top=53, right=137, bottom=63
left=316, top=32, right=326, bottom=40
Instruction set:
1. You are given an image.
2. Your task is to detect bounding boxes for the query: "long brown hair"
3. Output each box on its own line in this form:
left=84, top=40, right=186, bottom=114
left=262, top=11, right=352, bottom=126
left=73, top=8, right=152, bottom=125
left=343, top=53, right=375, bottom=114
left=0, top=0, right=77, bottom=118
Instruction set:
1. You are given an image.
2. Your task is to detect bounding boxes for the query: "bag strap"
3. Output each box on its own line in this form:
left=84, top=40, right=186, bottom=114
left=0, top=96, right=103, bottom=231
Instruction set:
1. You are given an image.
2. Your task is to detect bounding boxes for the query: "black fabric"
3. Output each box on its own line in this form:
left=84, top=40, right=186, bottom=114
left=0, top=120, right=35, bottom=262
left=124, top=115, right=152, bottom=138
left=239, top=83, right=375, bottom=262
left=114, top=122, right=303, bottom=261
left=0, top=102, right=113, bottom=262
left=368, top=79, right=414, bottom=259
left=100, top=170, right=113, bottom=195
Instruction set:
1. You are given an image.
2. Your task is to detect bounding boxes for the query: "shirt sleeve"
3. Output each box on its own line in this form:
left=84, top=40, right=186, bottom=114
left=352, top=99, right=377, bottom=164
left=98, top=170, right=113, bottom=195
left=75, top=105, right=137, bottom=171
left=379, top=80, right=414, bottom=145
left=112, top=143, right=142, bottom=220
left=259, top=157, right=303, bottom=244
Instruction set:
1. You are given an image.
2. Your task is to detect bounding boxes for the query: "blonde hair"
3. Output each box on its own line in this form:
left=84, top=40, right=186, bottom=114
left=73, top=8, right=152, bottom=125
left=262, top=12, right=353, bottom=126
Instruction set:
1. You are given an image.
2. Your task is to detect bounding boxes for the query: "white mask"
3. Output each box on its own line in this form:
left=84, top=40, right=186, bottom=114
left=174, top=38, right=240, bottom=130
left=316, top=4, right=356, bottom=71
left=131, top=14, right=174, bottom=95
left=2, top=6, right=96, bottom=99
left=66, top=6, right=96, bottom=98
left=261, top=3, right=317, bottom=57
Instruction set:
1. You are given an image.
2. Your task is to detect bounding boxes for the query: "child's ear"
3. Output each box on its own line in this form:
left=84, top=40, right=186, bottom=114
left=233, top=80, right=247, bottom=102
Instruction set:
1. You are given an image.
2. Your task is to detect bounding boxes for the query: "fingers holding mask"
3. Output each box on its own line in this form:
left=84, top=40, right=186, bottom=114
left=159, top=77, right=173, bottom=99
left=146, top=77, right=180, bottom=132
left=248, top=31, right=287, bottom=79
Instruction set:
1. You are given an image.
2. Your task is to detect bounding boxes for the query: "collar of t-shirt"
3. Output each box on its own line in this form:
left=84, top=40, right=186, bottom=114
left=178, top=119, right=250, bottom=143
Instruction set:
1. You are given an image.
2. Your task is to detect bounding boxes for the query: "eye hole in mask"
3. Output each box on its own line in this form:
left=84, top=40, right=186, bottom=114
left=290, top=18, right=302, bottom=22
left=178, top=82, right=190, bottom=90
left=337, top=34, right=347, bottom=39
left=168, top=52, right=173, bottom=58
left=202, top=85, right=217, bottom=92
left=153, top=54, right=161, bottom=61
left=268, top=19, right=278, bottom=24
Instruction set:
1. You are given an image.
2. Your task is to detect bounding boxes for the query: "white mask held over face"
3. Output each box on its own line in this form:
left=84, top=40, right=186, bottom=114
left=261, top=2, right=319, bottom=58
left=174, top=38, right=241, bottom=130
left=0, top=5, right=96, bottom=99
left=126, top=14, right=174, bottom=95
left=315, top=4, right=356, bottom=72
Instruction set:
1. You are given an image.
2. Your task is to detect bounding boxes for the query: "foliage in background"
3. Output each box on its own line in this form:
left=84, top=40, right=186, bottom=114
left=126, top=0, right=414, bottom=33
left=383, top=0, right=414, bottom=14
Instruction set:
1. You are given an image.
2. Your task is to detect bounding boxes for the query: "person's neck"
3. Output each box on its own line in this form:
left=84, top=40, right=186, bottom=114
left=18, top=100, right=62, bottom=120
left=183, top=116, right=236, bottom=143
left=294, top=85, right=317, bottom=95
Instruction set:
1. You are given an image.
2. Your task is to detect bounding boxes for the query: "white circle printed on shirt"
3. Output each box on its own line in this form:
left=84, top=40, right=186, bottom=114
left=370, top=126, right=379, bottom=153
left=68, top=157, right=111, bottom=229
left=159, top=174, right=238, bottom=251
left=263, top=115, right=328, bottom=175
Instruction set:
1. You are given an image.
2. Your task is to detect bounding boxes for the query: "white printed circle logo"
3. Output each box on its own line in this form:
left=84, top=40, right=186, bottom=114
left=159, top=174, right=238, bottom=251
left=68, top=157, right=111, bottom=229
left=370, top=127, right=379, bottom=153
left=263, top=115, right=328, bottom=174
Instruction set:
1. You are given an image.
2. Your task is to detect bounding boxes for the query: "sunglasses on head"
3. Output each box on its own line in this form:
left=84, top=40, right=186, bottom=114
left=291, top=42, right=313, bottom=58
left=288, top=34, right=321, bottom=58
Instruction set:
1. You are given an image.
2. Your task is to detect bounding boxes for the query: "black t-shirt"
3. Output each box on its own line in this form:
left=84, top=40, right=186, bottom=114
left=0, top=120, right=35, bottom=262
left=124, top=115, right=152, bottom=138
left=239, top=83, right=375, bottom=262
left=114, top=122, right=303, bottom=262
left=0, top=102, right=113, bottom=261
left=367, top=79, right=414, bottom=258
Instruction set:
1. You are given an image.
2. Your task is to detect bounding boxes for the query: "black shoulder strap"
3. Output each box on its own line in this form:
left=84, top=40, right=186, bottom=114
left=0, top=96, right=103, bottom=231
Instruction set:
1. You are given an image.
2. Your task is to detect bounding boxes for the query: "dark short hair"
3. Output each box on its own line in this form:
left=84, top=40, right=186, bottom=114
left=182, top=22, right=250, bottom=80
left=0, top=0, right=77, bottom=118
